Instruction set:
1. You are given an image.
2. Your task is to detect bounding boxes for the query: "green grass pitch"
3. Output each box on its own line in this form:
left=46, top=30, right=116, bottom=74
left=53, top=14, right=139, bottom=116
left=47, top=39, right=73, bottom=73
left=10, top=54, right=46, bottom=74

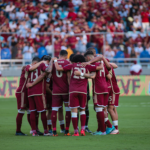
left=0, top=96, right=150, bottom=150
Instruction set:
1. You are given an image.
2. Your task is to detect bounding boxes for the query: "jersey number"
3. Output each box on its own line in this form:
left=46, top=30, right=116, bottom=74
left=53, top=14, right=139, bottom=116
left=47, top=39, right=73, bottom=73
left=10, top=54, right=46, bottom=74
left=56, top=65, right=63, bottom=78
left=31, top=69, right=38, bottom=82
left=100, top=66, right=105, bottom=77
left=73, top=67, right=86, bottom=79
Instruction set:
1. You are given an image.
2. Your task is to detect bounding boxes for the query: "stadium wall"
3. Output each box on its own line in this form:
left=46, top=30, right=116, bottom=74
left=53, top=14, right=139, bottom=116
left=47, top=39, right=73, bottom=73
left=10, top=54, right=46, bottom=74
left=0, top=76, right=150, bottom=98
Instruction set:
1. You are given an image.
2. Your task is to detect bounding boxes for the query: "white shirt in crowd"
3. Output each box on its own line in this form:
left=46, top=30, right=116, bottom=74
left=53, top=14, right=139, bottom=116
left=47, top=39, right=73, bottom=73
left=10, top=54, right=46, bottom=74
left=130, top=64, right=142, bottom=73
left=135, top=46, right=144, bottom=54
left=16, top=11, right=25, bottom=20
left=72, top=0, right=83, bottom=6
left=127, top=46, right=132, bottom=54
left=133, top=21, right=141, bottom=29
left=104, top=50, right=115, bottom=59
left=113, top=0, right=121, bottom=7
left=31, top=27, right=39, bottom=38
left=146, top=47, right=150, bottom=55
left=39, top=13, right=48, bottom=25
left=106, top=33, right=113, bottom=44
left=9, top=22, right=17, bottom=29
left=23, top=46, right=34, bottom=60
left=5, top=5, right=15, bottom=12
left=45, top=45, right=53, bottom=54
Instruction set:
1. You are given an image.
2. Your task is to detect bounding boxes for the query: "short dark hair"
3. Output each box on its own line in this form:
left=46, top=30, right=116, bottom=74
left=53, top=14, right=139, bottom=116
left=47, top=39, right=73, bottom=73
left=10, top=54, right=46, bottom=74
left=59, top=50, right=68, bottom=56
left=72, top=54, right=86, bottom=63
left=84, top=51, right=94, bottom=57
left=32, top=57, right=40, bottom=62
left=41, top=55, right=51, bottom=61
left=69, top=54, right=75, bottom=62
left=87, top=47, right=95, bottom=52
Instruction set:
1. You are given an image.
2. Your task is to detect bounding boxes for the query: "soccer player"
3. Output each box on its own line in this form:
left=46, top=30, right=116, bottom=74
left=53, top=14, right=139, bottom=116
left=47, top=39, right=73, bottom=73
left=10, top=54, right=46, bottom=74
left=84, top=55, right=120, bottom=134
left=54, top=54, right=103, bottom=136
left=26, top=55, right=52, bottom=136
left=15, top=57, right=45, bottom=135
left=50, top=50, right=71, bottom=136
left=83, top=51, right=112, bottom=135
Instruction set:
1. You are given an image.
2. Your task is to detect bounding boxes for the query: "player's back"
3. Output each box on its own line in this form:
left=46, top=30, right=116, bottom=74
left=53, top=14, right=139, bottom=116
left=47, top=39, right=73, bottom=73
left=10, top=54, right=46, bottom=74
left=109, top=65, right=120, bottom=94
left=69, top=63, right=93, bottom=94
left=16, top=65, right=30, bottom=93
left=27, top=63, right=48, bottom=97
left=92, top=62, right=108, bottom=94
left=52, top=59, right=70, bottom=94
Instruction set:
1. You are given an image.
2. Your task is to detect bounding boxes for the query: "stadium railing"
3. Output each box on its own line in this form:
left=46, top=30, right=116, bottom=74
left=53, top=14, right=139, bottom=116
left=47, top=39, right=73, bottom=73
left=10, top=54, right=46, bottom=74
left=0, top=58, right=150, bottom=70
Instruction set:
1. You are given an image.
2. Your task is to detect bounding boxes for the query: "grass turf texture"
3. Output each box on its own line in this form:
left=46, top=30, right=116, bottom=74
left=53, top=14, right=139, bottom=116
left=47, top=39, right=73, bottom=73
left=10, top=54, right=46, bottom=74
left=0, top=96, right=150, bottom=150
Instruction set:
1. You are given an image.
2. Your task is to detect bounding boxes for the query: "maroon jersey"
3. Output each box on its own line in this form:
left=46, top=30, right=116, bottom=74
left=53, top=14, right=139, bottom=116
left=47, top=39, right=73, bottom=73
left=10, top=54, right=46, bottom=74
left=63, top=63, right=97, bottom=94
left=92, top=62, right=109, bottom=94
left=52, top=59, right=70, bottom=95
left=16, top=65, right=30, bottom=93
left=27, top=63, right=48, bottom=97
left=109, top=65, right=120, bottom=94
left=46, top=75, right=53, bottom=91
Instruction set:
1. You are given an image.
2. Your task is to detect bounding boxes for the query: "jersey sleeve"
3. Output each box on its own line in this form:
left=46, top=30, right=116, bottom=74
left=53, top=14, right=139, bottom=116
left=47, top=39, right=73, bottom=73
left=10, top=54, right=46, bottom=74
left=40, top=63, right=48, bottom=72
left=86, top=64, right=97, bottom=72
left=25, top=65, right=31, bottom=72
left=104, top=65, right=109, bottom=76
left=63, top=64, right=73, bottom=71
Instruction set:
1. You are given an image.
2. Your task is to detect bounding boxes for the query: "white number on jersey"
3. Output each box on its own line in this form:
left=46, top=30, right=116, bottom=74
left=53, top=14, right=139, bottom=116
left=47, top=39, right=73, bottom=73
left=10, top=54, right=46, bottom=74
left=31, top=69, right=38, bottom=82
left=73, top=67, right=86, bottom=79
left=56, top=65, right=63, bottom=78
left=100, top=66, right=105, bottom=77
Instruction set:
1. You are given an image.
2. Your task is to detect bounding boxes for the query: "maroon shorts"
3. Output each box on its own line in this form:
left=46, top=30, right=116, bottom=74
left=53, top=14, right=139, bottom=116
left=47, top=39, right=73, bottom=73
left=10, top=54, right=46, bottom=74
left=104, top=88, right=111, bottom=107
left=52, top=94, right=69, bottom=108
left=28, top=95, right=47, bottom=112
left=69, top=93, right=87, bottom=109
left=15, top=92, right=29, bottom=110
left=108, top=88, right=119, bottom=107
left=46, top=94, right=52, bottom=109
left=93, top=93, right=108, bottom=107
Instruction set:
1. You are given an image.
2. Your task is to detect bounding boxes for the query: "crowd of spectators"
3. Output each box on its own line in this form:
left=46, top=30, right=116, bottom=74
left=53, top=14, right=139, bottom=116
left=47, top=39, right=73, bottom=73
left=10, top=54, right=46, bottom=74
left=0, top=0, right=150, bottom=61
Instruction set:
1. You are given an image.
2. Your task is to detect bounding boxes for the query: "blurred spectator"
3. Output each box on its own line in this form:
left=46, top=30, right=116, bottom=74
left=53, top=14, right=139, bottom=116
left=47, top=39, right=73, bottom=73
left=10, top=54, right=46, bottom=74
left=141, top=8, right=149, bottom=31
left=76, top=34, right=87, bottom=54
left=140, top=49, right=150, bottom=62
left=45, top=41, right=53, bottom=57
left=145, top=43, right=150, bottom=55
left=130, top=47, right=137, bottom=58
left=16, top=49, right=23, bottom=59
left=16, top=8, right=26, bottom=20
left=1, top=44, right=11, bottom=59
left=114, top=46, right=125, bottom=63
left=66, top=45, right=73, bottom=59
left=23, top=42, right=34, bottom=60
left=11, top=38, right=18, bottom=59
left=5, top=2, right=15, bottom=13
left=133, top=18, right=142, bottom=31
left=39, top=9, right=48, bottom=26
left=9, top=21, right=17, bottom=29
left=135, top=42, right=144, bottom=57
left=130, top=62, right=142, bottom=75
left=104, top=47, right=115, bottom=59
left=37, top=44, right=48, bottom=59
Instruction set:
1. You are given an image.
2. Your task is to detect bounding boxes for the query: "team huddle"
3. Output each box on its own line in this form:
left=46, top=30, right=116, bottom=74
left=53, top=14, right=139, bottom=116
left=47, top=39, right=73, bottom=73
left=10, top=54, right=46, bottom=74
left=15, top=47, right=120, bottom=136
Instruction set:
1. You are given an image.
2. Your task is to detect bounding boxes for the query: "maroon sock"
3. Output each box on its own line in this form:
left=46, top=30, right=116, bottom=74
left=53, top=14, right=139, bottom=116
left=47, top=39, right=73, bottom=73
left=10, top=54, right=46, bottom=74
left=16, top=113, right=24, bottom=132
left=97, top=117, right=101, bottom=131
left=72, top=117, right=78, bottom=133
left=80, top=114, right=86, bottom=130
left=36, top=112, right=39, bottom=131
left=115, top=126, right=118, bottom=130
left=41, top=111, right=48, bottom=133
left=30, top=111, right=36, bottom=131
left=51, top=111, right=57, bottom=131
left=60, top=123, right=65, bottom=130
left=27, top=114, right=31, bottom=127
left=65, top=111, right=71, bottom=130
left=97, top=111, right=105, bottom=132
left=105, top=120, right=112, bottom=128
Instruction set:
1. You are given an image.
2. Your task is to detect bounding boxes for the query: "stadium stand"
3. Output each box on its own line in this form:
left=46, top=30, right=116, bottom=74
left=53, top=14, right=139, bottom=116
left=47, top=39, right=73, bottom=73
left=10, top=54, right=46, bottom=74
left=0, top=0, right=150, bottom=76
